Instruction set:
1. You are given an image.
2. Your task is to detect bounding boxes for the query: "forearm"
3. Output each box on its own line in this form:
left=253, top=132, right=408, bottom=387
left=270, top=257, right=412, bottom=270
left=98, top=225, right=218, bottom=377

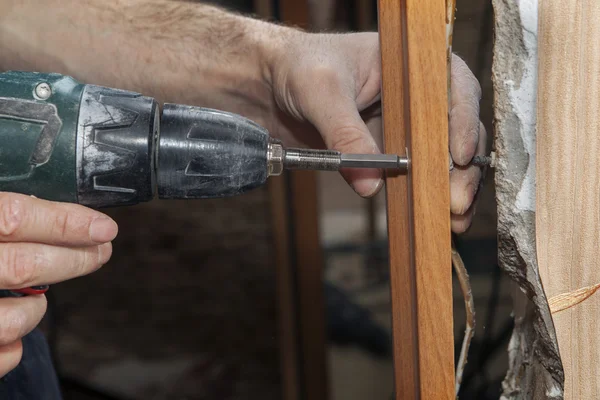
left=0, top=0, right=292, bottom=121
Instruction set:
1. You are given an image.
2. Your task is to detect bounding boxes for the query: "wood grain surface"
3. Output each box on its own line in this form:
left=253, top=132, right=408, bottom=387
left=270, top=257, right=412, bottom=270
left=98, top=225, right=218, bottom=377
left=378, top=0, right=454, bottom=398
left=536, top=1, right=600, bottom=398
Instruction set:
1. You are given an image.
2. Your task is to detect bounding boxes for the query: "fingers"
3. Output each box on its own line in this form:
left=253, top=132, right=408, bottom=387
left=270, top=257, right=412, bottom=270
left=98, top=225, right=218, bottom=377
left=320, top=100, right=382, bottom=197
left=0, top=242, right=112, bottom=289
left=0, top=194, right=114, bottom=378
left=0, top=340, right=23, bottom=378
left=302, top=83, right=383, bottom=197
left=0, top=193, right=118, bottom=246
left=450, top=122, right=487, bottom=233
left=449, top=54, right=482, bottom=166
left=0, top=295, right=46, bottom=377
left=0, top=296, right=46, bottom=347
left=452, top=204, right=477, bottom=234
left=450, top=165, right=480, bottom=216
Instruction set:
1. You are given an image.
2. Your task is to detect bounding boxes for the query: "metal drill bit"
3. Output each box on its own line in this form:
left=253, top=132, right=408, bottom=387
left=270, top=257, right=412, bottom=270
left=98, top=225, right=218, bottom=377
left=340, top=153, right=408, bottom=170
left=267, top=142, right=494, bottom=177
left=281, top=148, right=409, bottom=174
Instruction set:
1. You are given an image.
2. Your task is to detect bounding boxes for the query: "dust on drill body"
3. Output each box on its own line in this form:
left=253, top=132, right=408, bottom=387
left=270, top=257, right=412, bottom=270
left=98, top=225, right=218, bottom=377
left=0, top=71, right=272, bottom=207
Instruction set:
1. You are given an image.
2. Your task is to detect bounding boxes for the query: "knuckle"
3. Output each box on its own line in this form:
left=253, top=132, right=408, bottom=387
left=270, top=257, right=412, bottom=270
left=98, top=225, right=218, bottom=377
left=451, top=56, right=482, bottom=100
left=51, top=210, right=72, bottom=242
left=450, top=116, right=480, bottom=164
left=461, top=124, right=480, bottom=147
left=0, top=309, right=25, bottom=345
left=81, top=247, right=98, bottom=275
left=0, top=193, right=24, bottom=239
left=307, top=64, right=338, bottom=83
left=77, top=245, right=106, bottom=277
left=0, top=245, right=38, bottom=288
left=451, top=101, right=480, bottom=124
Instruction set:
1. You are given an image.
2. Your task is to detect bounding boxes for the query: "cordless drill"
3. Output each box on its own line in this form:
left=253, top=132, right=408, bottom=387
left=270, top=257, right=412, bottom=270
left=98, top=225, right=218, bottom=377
left=0, top=71, right=411, bottom=295
left=0, top=71, right=410, bottom=209
left=1, top=71, right=496, bottom=295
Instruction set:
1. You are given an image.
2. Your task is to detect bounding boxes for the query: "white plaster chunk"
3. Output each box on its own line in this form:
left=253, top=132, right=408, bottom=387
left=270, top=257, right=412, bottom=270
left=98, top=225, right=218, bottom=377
left=510, top=0, right=538, bottom=212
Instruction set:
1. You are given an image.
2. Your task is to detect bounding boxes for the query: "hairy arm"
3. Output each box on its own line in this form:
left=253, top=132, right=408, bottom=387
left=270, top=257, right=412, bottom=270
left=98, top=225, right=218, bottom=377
left=0, top=0, right=288, bottom=126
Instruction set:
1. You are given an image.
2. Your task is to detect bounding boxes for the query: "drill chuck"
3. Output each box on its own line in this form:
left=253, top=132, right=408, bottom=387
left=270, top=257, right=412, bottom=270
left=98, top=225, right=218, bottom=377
left=157, top=105, right=269, bottom=199
left=79, top=88, right=273, bottom=204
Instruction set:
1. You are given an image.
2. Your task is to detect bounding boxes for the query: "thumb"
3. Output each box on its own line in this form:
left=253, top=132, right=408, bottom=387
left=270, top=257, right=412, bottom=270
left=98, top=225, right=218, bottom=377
left=303, top=93, right=383, bottom=197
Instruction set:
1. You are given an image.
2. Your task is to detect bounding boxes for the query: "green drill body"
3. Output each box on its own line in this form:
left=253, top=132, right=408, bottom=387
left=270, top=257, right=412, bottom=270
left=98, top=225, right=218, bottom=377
left=0, top=71, right=82, bottom=202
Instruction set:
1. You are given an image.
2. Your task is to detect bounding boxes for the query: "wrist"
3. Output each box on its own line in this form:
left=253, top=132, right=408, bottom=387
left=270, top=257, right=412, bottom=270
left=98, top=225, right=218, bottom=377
left=249, top=18, right=303, bottom=92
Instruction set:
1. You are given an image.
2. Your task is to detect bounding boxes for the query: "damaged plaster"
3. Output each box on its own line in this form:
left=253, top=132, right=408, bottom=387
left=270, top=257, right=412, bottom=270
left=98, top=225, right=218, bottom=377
left=492, top=0, right=564, bottom=398
left=508, top=0, right=537, bottom=213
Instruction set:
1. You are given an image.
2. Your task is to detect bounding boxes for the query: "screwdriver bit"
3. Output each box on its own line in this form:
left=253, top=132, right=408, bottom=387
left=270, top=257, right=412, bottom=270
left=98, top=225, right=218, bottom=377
left=282, top=148, right=409, bottom=173
left=267, top=143, right=494, bottom=176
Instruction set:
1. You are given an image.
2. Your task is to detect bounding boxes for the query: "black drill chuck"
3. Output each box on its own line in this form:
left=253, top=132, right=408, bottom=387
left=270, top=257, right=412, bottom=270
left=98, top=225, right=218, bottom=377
left=80, top=98, right=272, bottom=205
left=80, top=90, right=270, bottom=204
left=79, top=88, right=271, bottom=205
left=157, top=105, right=269, bottom=199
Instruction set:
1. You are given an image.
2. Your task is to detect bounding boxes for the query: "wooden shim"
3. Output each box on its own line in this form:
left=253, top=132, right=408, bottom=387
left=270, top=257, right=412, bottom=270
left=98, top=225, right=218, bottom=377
left=537, top=1, right=600, bottom=398
left=378, top=1, right=454, bottom=398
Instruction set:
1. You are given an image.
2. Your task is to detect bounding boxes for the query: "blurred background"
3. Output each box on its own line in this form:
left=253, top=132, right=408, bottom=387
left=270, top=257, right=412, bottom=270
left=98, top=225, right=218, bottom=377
left=40, top=1, right=512, bottom=399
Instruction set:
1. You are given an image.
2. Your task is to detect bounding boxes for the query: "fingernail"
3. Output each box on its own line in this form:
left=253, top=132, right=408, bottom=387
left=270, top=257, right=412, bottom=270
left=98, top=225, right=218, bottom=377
left=89, top=217, right=118, bottom=243
left=354, top=178, right=383, bottom=198
left=367, top=178, right=384, bottom=197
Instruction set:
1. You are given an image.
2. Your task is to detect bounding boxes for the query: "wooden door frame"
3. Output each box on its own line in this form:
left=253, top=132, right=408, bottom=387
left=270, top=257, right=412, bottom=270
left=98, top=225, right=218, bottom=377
left=378, top=0, right=455, bottom=398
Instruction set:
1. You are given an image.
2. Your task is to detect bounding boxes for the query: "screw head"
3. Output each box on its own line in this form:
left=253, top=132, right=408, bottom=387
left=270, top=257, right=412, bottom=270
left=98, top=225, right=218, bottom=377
left=34, top=82, right=52, bottom=100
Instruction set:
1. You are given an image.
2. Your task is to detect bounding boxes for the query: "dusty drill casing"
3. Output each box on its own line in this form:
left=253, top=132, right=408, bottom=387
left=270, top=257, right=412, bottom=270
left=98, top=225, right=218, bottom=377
left=0, top=71, right=270, bottom=207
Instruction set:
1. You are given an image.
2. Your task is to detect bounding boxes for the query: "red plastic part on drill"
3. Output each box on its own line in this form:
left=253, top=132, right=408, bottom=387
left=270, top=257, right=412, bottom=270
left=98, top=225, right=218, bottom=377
left=12, top=286, right=49, bottom=295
